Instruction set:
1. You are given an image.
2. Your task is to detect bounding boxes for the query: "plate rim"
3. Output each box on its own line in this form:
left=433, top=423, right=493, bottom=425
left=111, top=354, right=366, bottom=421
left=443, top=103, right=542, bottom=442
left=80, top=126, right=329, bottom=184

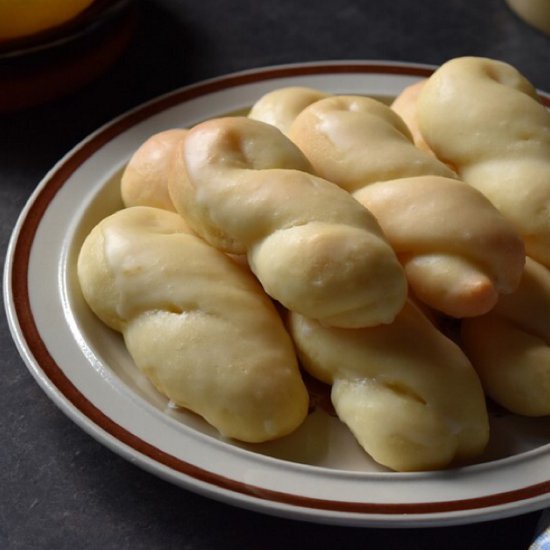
left=4, top=59, right=550, bottom=528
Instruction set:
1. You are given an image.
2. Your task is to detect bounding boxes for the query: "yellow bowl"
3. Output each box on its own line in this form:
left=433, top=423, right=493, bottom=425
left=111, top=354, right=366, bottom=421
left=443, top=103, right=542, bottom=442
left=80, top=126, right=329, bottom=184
left=0, top=0, right=136, bottom=112
left=0, top=0, right=96, bottom=41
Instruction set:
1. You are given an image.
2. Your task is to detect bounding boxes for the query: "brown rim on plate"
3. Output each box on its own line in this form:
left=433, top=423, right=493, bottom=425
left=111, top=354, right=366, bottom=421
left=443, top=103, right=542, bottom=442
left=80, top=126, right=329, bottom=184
left=8, top=61, right=550, bottom=518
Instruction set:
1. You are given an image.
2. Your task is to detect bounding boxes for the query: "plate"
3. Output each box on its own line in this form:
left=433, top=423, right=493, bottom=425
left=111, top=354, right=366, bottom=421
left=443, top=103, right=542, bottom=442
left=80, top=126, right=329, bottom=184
left=4, top=60, right=550, bottom=528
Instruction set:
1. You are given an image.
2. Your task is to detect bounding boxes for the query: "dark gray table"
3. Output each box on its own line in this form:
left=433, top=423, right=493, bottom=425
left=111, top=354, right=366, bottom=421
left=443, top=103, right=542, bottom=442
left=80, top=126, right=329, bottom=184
left=2, top=1, right=549, bottom=548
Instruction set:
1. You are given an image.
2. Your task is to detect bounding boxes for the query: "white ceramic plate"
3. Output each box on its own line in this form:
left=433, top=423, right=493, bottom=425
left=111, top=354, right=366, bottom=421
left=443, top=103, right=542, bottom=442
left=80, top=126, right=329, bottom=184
left=5, top=60, right=550, bottom=528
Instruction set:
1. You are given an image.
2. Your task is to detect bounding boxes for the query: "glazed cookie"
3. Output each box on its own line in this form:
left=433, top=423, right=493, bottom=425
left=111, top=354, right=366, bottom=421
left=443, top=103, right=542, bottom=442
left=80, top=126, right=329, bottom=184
left=77, top=206, right=309, bottom=442
left=461, top=257, right=550, bottom=417
left=169, top=116, right=407, bottom=328
left=121, top=128, right=187, bottom=211
left=288, top=301, right=490, bottom=471
left=288, top=95, right=524, bottom=317
left=417, top=56, right=550, bottom=267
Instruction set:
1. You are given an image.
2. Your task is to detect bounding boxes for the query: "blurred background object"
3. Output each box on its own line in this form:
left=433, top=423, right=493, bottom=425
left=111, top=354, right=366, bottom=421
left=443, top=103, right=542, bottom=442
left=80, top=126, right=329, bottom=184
left=506, top=0, right=550, bottom=35
left=0, top=0, right=136, bottom=111
left=0, top=0, right=96, bottom=40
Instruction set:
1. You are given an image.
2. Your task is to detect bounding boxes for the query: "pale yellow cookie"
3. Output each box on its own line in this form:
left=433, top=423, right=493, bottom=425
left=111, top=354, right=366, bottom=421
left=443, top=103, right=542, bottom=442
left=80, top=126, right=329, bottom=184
left=390, top=79, right=434, bottom=156
left=77, top=206, right=309, bottom=442
left=417, top=56, right=550, bottom=267
left=248, top=86, right=329, bottom=134
left=355, top=175, right=525, bottom=317
left=461, top=257, right=550, bottom=416
left=288, top=301, right=490, bottom=471
left=121, top=129, right=187, bottom=211
left=287, top=95, right=524, bottom=317
left=289, top=94, right=455, bottom=192
left=169, top=116, right=407, bottom=328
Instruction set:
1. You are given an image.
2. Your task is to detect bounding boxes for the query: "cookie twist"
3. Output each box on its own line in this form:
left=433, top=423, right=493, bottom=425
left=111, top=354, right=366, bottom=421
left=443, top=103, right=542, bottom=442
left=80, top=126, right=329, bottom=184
left=248, top=86, right=329, bottom=135
left=169, top=116, right=407, bottom=328
left=417, top=56, right=550, bottom=268
left=121, top=129, right=187, bottom=211
left=288, top=94, right=524, bottom=317
left=77, top=206, right=309, bottom=442
left=390, top=79, right=432, bottom=155
left=288, top=302, right=490, bottom=471
left=461, top=257, right=550, bottom=417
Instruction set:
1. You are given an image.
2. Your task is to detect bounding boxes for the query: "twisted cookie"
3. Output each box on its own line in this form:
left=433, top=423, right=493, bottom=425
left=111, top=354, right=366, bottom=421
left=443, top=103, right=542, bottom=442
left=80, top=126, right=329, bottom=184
left=355, top=175, right=525, bottom=318
left=248, top=86, right=329, bottom=135
left=288, top=302, right=490, bottom=471
left=417, top=56, right=550, bottom=268
left=169, top=116, right=407, bottom=328
left=288, top=94, right=456, bottom=192
left=461, top=257, right=550, bottom=417
left=288, top=95, right=524, bottom=317
left=390, top=79, right=432, bottom=155
left=121, top=128, right=187, bottom=211
left=77, top=206, right=309, bottom=442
